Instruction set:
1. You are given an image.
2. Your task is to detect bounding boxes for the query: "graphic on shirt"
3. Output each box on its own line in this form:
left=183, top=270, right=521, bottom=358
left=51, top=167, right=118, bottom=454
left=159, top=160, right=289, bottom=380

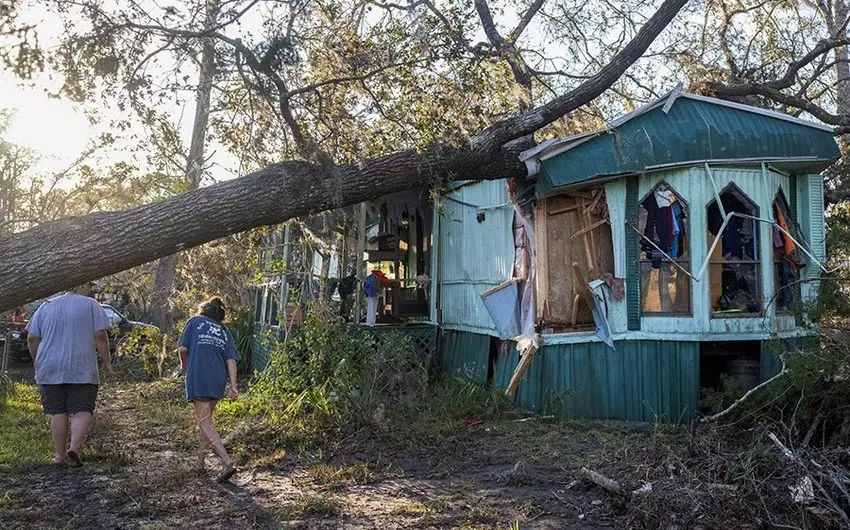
left=195, top=319, right=227, bottom=350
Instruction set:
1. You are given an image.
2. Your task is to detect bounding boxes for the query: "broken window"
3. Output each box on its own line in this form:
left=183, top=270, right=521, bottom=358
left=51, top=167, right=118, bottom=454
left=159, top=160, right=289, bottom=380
left=535, top=186, right=615, bottom=331
left=707, top=184, right=761, bottom=316
left=772, top=190, right=805, bottom=313
left=638, top=182, right=691, bottom=314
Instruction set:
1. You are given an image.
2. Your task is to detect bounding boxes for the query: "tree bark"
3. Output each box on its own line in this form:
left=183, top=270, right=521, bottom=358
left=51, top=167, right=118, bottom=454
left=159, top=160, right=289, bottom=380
left=149, top=0, right=218, bottom=328
left=0, top=0, right=688, bottom=312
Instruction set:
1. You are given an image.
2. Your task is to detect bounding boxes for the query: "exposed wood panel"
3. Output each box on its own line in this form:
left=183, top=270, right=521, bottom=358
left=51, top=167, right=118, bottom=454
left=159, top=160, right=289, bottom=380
left=536, top=187, right=614, bottom=328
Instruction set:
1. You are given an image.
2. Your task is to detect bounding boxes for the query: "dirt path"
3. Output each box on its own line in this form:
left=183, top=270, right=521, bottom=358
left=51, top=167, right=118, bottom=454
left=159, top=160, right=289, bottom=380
left=0, top=367, right=666, bottom=530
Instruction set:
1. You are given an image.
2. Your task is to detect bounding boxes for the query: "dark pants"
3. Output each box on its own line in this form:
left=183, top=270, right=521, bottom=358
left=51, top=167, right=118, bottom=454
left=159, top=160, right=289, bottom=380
left=39, top=384, right=98, bottom=414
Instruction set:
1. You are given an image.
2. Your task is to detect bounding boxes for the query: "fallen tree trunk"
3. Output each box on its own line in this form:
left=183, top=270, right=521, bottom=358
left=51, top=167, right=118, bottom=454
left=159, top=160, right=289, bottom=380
left=0, top=0, right=688, bottom=311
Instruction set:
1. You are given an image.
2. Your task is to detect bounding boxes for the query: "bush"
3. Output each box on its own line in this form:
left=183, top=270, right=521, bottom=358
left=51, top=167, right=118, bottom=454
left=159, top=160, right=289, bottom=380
left=218, top=300, right=430, bottom=445
left=114, top=326, right=168, bottom=379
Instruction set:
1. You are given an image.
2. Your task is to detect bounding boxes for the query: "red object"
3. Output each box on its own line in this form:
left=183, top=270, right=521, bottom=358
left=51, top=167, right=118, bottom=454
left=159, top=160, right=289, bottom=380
left=7, top=314, right=24, bottom=323
left=371, top=269, right=391, bottom=287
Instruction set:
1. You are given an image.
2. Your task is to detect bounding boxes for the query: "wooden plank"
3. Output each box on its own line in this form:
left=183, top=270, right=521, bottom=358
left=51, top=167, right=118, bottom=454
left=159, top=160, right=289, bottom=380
left=548, top=204, right=582, bottom=216
left=572, top=262, right=597, bottom=314
left=570, top=294, right=581, bottom=326
left=570, top=218, right=609, bottom=240
left=505, top=344, right=538, bottom=397
left=535, top=199, right=550, bottom=319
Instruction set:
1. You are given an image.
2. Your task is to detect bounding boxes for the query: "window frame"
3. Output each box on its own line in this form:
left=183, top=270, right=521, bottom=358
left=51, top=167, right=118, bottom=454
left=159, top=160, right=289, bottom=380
left=706, top=183, right=763, bottom=318
left=637, top=181, right=693, bottom=317
left=772, top=189, right=798, bottom=315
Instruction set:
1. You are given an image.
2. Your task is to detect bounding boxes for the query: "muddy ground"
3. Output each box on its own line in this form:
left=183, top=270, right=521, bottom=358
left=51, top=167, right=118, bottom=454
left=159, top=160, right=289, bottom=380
left=1, top=363, right=762, bottom=530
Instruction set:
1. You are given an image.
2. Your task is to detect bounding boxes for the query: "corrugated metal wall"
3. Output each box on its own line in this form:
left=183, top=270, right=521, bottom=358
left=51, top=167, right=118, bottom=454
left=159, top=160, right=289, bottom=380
left=438, top=181, right=515, bottom=335
left=799, top=174, right=825, bottom=304
left=439, top=329, right=490, bottom=382
left=443, top=329, right=702, bottom=422
left=512, top=340, right=701, bottom=422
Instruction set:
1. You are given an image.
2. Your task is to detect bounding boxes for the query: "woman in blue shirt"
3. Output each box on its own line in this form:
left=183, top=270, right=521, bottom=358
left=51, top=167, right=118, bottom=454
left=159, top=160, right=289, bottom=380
left=178, top=297, right=240, bottom=482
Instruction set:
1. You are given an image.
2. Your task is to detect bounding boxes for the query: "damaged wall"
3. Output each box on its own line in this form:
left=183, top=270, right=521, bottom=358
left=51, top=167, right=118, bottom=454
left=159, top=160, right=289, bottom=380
left=437, top=180, right=515, bottom=335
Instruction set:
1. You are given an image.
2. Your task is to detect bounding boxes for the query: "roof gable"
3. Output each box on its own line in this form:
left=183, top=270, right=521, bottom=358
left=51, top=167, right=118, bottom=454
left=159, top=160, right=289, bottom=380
left=524, top=91, right=840, bottom=198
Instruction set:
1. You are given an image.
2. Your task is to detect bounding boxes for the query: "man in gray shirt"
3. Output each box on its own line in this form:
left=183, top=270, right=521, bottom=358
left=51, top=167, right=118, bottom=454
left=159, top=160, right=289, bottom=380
left=26, top=283, right=113, bottom=467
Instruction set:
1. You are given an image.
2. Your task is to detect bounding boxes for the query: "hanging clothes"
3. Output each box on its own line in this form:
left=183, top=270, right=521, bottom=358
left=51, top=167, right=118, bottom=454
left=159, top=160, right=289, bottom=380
left=774, top=201, right=805, bottom=271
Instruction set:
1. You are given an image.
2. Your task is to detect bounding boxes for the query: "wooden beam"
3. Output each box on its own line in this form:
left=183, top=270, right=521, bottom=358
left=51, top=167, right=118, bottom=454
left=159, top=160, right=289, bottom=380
left=572, top=262, right=597, bottom=313
left=535, top=199, right=550, bottom=319
left=505, top=343, right=538, bottom=397
left=354, top=202, right=367, bottom=324
left=570, top=218, right=609, bottom=240
left=570, top=294, right=580, bottom=326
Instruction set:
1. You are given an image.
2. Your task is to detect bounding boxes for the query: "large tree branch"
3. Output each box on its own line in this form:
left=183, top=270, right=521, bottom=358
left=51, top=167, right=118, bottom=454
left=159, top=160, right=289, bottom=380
left=709, top=81, right=850, bottom=130
left=472, top=0, right=688, bottom=150
left=508, top=0, right=546, bottom=44
left=0, top=0, right=688, bottom=311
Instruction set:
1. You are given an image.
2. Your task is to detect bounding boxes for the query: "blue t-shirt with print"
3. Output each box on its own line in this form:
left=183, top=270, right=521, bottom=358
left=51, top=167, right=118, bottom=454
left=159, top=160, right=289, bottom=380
left=179, top=316, right=240, bottom=401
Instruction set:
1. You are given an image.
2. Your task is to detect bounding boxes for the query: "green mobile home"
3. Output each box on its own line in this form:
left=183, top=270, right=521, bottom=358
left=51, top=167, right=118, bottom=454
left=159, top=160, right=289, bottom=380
left=436, top=90, right=838, bottom=421
left=252, top=90, right=838, bottom=423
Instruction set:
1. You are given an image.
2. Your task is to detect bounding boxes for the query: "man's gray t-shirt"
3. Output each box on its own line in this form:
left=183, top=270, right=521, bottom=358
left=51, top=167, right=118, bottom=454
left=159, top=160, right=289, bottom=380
left=26, top=293, right=109, bottom=385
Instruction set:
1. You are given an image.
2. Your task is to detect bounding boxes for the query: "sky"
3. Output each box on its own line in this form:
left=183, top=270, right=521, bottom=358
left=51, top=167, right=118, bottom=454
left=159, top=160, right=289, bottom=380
left=0, top=0, right=675, bottom=187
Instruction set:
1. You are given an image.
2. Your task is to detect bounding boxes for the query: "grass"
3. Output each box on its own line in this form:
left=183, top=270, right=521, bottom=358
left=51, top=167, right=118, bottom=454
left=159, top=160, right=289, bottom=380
left=134, top=379, right=197, bottom=449
left=306, top=461, right=396, bottom=488
left=390, top=501, right=432, bottom=517
left=0, top=382, right=52, bottom=469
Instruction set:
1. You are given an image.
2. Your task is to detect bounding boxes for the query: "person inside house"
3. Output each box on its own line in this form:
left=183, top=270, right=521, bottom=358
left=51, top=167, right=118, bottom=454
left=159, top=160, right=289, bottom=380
left=25, top=282, right=113, bottom=468
left=177, top=297, right=240, bottom=482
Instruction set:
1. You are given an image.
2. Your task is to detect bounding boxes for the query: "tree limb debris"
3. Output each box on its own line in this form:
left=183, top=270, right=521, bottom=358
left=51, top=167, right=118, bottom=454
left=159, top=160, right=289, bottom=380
left=698, top=358, right=788, bottom=423
left=581, top=467, right=627, bottom=497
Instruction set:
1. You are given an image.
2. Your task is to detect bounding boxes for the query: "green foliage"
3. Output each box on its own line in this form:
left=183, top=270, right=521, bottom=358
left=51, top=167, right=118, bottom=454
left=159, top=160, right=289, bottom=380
left=0, top=372, right=15, bottom=404
left=115, top=326, right=167, bottom=379
left=700, top=374, right=746, bottom=415
left=0, top=382, right=52, bottom=469
left=228, top=308, right=254, bottom=374
left=217, top=300, right=439, bottom=448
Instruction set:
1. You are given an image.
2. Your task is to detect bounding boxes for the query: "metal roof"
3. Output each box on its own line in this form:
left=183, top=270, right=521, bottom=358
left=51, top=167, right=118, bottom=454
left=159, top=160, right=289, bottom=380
left=521, top=90, right=840, bottom=198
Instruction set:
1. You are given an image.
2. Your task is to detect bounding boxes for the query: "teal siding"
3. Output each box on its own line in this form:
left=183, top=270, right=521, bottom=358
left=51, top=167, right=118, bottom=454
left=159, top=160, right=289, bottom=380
left=513, top=340, right=700, bottom=422
left=438, top=181, right=514, bottom=335
left=625, top=178, right=640, bottom=330
left=438, top=329, right=490, bottom=382
left=536, top=96, right=839, bottom=196
left=761, top=336, right=818, bottom=381
left=492, top=343, right=519, bottom=391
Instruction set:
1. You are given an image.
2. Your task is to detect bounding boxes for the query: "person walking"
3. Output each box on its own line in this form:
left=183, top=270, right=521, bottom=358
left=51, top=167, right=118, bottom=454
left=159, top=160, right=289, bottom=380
left=178, top=297, right=240, bottom=482
left=25, top=283, right=113, bottom=468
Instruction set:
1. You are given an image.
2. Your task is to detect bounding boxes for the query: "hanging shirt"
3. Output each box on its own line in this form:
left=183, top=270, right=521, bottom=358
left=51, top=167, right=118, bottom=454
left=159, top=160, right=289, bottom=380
left=179, top=316, right=240, bottom=401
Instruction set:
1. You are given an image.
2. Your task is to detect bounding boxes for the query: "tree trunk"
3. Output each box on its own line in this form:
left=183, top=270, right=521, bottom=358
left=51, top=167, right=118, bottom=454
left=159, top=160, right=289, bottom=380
left=0, top=0, right=688, bottom=312
left=149, top=0, right=218, bottom=328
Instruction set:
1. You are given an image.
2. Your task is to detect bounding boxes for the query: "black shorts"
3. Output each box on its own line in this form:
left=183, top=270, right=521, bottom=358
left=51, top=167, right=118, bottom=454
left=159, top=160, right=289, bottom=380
left=39, top=384, right=99, bottom=415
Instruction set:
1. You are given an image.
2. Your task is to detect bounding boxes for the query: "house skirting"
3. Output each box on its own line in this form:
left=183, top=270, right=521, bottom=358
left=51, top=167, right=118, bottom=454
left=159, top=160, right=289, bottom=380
left=438, top=329, right=813, bottom=422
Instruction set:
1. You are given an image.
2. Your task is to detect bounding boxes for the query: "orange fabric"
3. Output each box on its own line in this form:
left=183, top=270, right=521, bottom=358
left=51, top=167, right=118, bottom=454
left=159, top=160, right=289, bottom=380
left=774, top=203, right=800, bottom=272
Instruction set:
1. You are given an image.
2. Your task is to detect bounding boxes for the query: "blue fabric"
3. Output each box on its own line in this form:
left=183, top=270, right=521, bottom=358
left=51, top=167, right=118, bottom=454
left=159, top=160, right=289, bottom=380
left=364, top=274, right=380, bottom=297
left=179, top=316, right=240, bottom=401
left=26, top=293, right=109, bottom=385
